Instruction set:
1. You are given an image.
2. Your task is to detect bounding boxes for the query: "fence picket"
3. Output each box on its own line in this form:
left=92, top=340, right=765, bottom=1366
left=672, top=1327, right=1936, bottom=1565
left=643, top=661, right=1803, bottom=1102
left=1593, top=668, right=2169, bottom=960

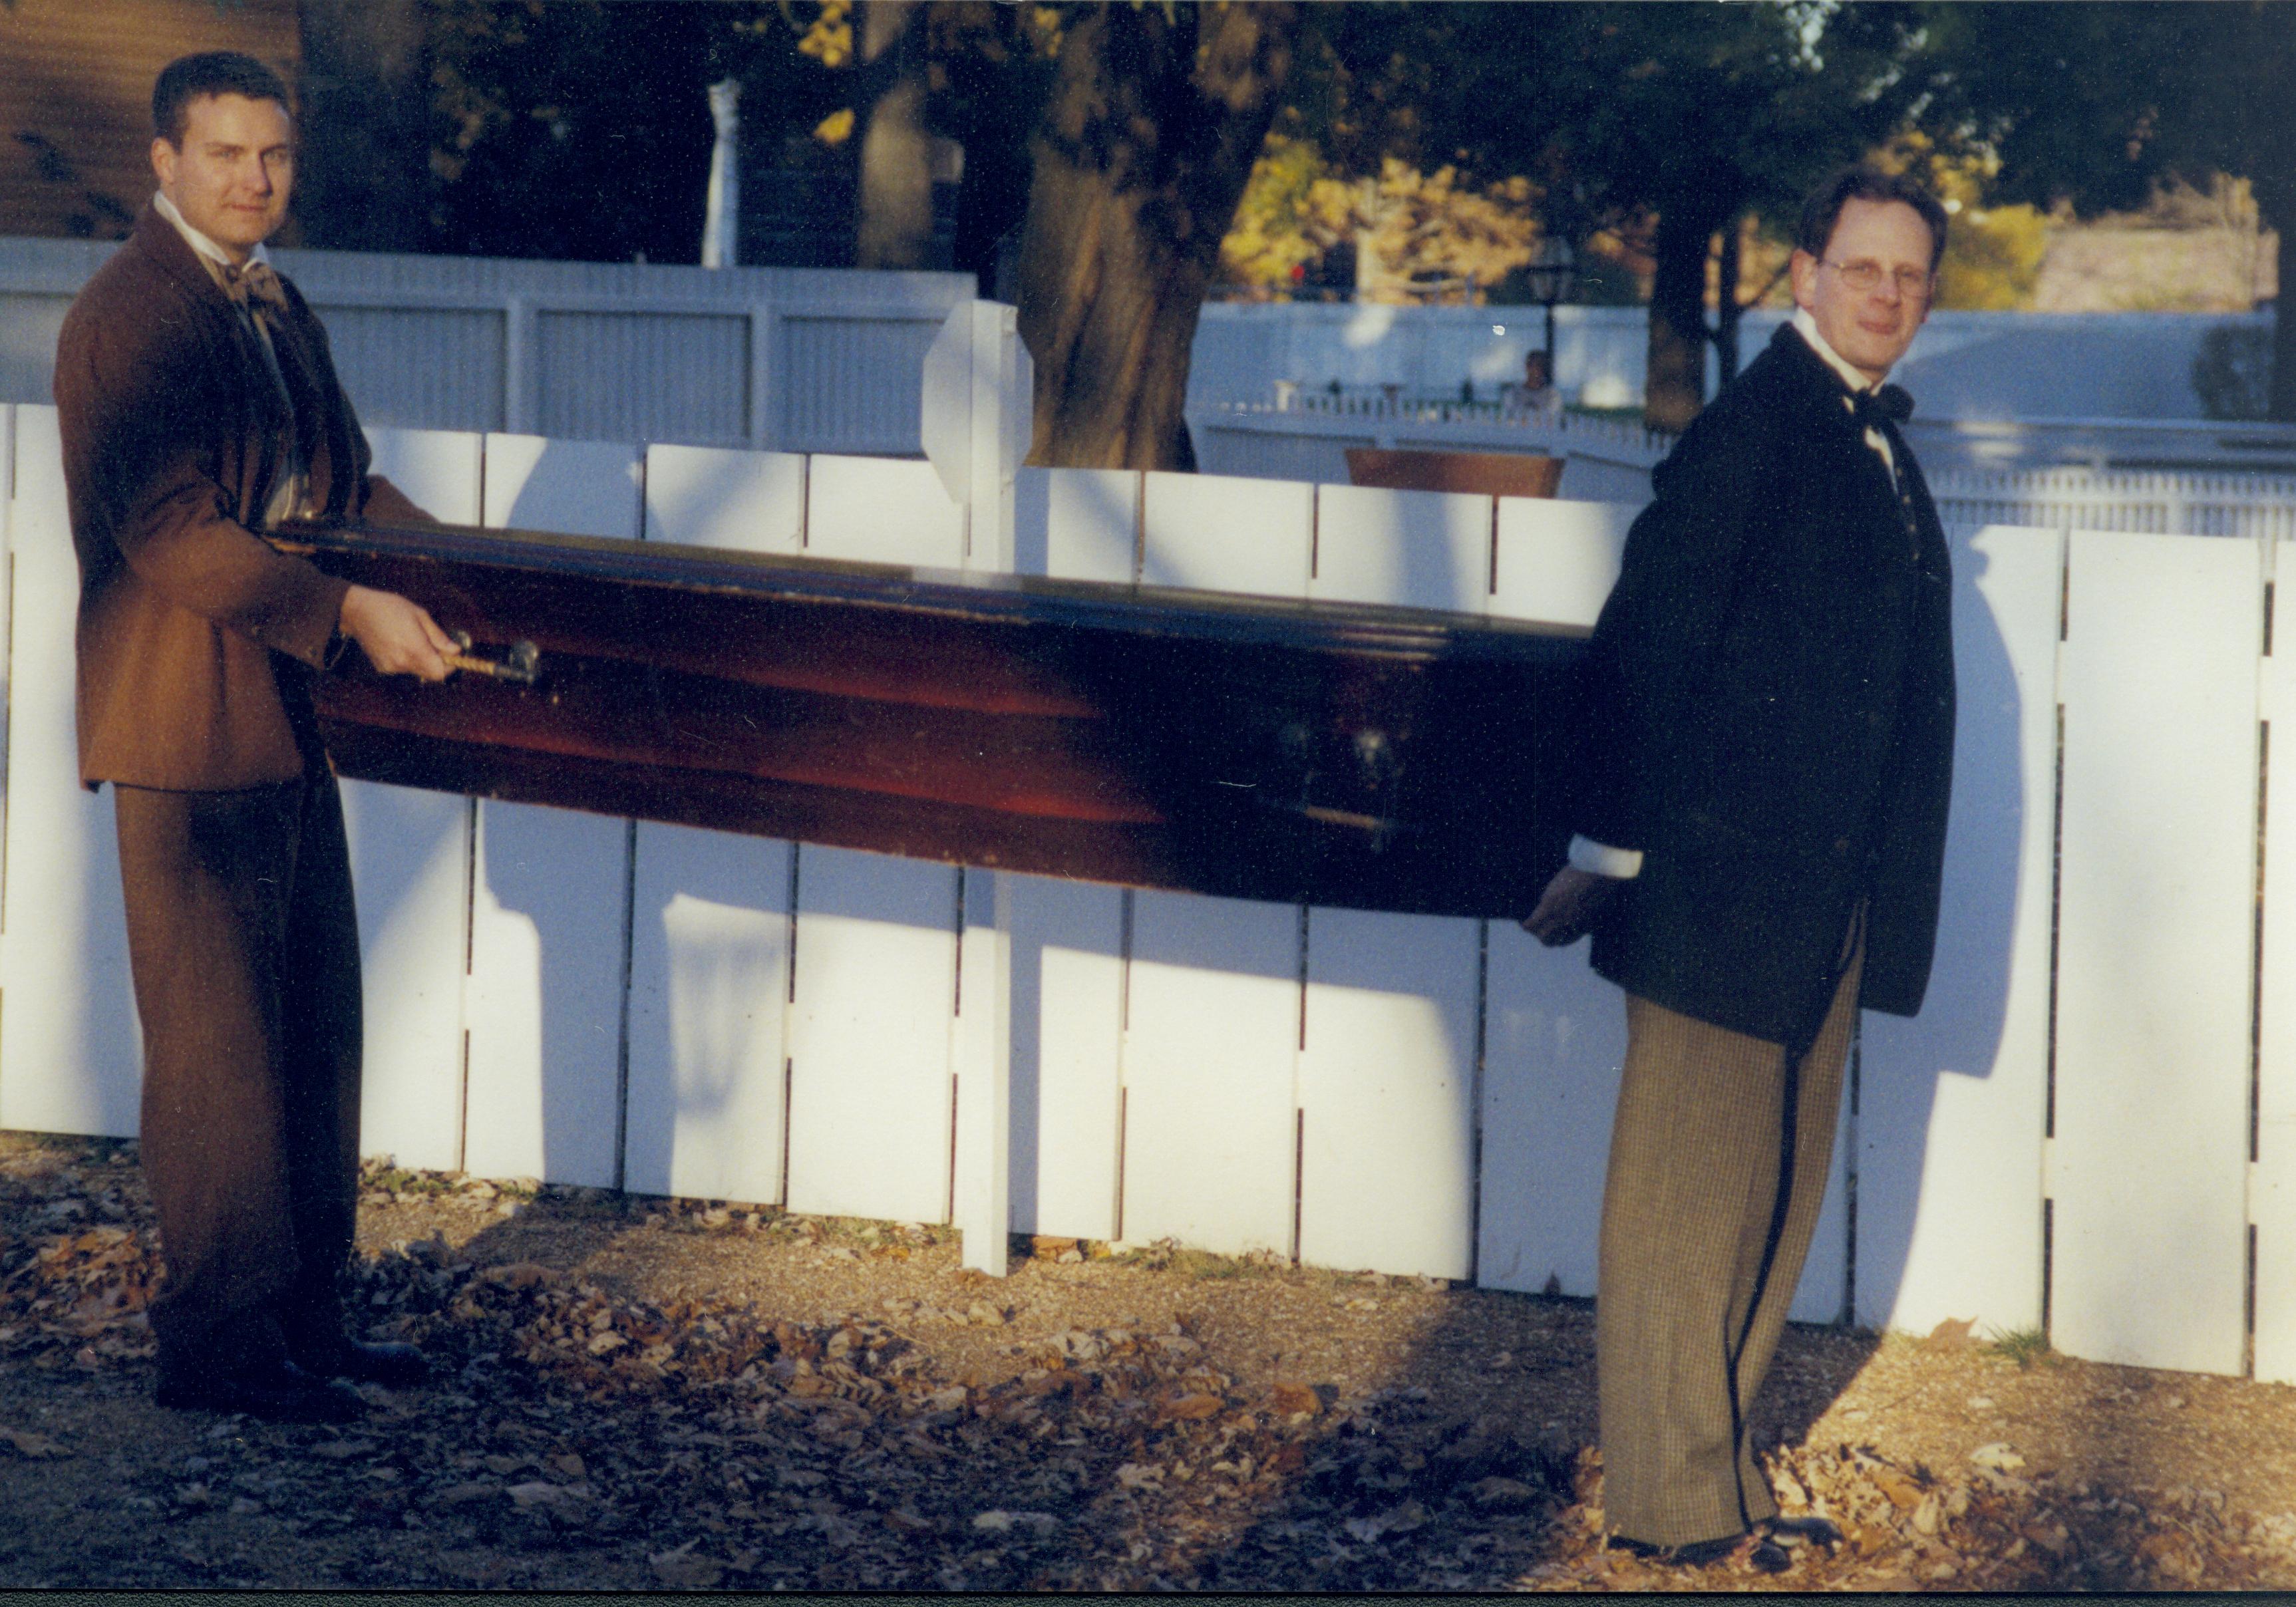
left=0, top=405, right=140, bottom=1137
left=785, top=454, right=967, bottom=1224
left=1299, top=909, right=1480, bottom=1278
left=1856, top=525, right=2060, bottom=1336
left=623, top=824, right=793, bottom=1207
left=1118, top=474, right=1314, bottom=1256
left=2253, top=535, right=2296, bottom=1382
left=1296, top=485, right=1487, bottom=1277
left=454, top=435, right=644, bottom=1187
left=2053, top=529, right=2259, bottom=1374
left=994, top=470, right=1139, bottom=1240
left=619, top=445, right=806, bottom=1205
left=1476, top=500, right=1626, bottom=1296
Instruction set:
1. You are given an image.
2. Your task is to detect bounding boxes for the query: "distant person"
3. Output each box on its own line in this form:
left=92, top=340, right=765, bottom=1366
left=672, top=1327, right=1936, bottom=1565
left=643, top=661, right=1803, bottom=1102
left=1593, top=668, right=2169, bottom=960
left=53, top=51, right=459, bottom=1423
left=1512, top=349, right=1557, bottom=410
left=1523, top=167, right=1957, bottom=1572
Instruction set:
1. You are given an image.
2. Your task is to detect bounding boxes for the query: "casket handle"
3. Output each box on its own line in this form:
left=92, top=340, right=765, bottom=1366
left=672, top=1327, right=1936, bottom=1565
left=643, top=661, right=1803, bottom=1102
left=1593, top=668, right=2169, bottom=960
left=446, top=631, right=542, bottom=686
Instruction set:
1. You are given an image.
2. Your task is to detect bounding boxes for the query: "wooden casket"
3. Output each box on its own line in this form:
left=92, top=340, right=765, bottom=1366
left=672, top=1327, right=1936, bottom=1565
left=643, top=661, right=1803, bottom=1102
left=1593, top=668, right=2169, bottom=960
left=272, top=517, right=1589, bottom=920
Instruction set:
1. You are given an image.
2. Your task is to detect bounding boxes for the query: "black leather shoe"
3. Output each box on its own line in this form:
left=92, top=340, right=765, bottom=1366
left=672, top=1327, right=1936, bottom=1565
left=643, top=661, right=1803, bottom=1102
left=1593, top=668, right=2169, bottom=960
left=293, top=1338, right=430, bottom=1389
left=1764, top=1513, right=1844, bottom=1548
left=155, top=1358, right=366, bottom=1424
left=1747, top=1536, right=1794, bottom=1574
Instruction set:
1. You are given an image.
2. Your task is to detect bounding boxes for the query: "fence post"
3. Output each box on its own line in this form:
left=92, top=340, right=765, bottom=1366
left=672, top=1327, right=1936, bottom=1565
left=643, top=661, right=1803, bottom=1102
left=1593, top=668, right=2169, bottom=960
left=923, top=301, right=1034, bottom=1274
left=923, top=299, right=1032, bottom=573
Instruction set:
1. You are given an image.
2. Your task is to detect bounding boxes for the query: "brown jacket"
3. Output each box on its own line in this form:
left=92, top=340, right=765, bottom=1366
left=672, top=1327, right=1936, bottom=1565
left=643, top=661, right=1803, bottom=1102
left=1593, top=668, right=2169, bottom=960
left=53, top=204, right=427, bottom=790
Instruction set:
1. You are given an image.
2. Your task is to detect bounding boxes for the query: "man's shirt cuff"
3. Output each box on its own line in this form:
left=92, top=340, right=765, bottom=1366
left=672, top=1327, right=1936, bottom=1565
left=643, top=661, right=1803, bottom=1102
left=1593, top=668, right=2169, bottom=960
left=1568, top=834, right=1644, bottom=879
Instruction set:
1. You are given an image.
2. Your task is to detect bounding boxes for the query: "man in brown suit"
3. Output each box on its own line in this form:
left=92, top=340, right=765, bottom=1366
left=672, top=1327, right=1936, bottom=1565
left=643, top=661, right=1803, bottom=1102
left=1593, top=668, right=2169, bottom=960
left=54, top=52, right=459, bottom=1422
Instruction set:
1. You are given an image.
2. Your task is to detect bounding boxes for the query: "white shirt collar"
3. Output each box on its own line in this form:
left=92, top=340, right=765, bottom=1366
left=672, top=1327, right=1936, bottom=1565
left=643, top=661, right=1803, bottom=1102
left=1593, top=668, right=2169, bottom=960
left=152, top=190, right=271, bottom=277
left=1791, top=307, right=1885, bottom=394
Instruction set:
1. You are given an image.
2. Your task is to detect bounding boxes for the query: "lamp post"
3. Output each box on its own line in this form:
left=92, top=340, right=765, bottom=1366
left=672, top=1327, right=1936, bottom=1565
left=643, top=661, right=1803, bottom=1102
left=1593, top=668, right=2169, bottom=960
left=1523, top=235, right=1579, bottom=367
left=701, top=77, right=741, bottom=269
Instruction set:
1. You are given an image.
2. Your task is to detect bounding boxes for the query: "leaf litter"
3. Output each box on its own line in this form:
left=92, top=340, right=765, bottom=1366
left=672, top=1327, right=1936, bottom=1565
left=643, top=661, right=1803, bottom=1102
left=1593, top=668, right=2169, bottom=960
left=5, top=1131, right=2296, bottom=1588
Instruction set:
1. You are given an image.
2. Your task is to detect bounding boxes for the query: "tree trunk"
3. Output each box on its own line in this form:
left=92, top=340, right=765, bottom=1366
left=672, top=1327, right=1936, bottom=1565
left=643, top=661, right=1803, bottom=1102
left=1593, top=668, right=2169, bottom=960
left=294, top=0, right=430, bottom=251
left=1713, top=214, right=1743, bottom=389
left=1644, top=193, right=1730, bottom=432
left=2261, top=176, right=2296, bottom=423
left=855, top=0, right=936, bottom=270
left=1013, top=1, right=1301, bottom=470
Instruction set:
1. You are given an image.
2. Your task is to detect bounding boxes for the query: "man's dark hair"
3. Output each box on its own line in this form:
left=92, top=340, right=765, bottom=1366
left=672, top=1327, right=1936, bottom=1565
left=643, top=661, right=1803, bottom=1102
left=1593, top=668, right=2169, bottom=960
left=152, top=52, right=291, bottom=146
left=1796, top=167, right=1949, bottom=271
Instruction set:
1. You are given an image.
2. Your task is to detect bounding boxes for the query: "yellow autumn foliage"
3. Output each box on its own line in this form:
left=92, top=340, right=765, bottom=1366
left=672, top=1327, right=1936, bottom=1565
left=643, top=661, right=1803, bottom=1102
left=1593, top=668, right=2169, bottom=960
left=794, top=0, right=854, bottom=70
left=1222, top=138, right=1543, bottom=303
left=1876, top=132, right=2049, bottom=311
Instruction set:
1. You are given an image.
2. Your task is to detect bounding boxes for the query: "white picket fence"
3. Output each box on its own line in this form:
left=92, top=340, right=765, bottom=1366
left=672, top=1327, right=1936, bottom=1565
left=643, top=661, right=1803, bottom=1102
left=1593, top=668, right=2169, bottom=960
left=5, top=379, right=2294, bottom=1378
left=0, top=235, right=973, bottom=455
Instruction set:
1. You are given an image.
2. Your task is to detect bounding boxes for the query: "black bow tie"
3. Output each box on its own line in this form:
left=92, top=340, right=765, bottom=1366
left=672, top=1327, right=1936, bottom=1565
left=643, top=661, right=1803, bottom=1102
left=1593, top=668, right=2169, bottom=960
left=1851, top=384, right=1914, bottom=428
left=222, top=258, right=289, bottom=317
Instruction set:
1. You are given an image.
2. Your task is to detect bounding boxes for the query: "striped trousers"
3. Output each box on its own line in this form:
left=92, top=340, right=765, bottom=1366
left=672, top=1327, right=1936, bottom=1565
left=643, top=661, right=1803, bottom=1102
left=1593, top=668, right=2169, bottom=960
left=1595, top=918, right=1864, bottom=1548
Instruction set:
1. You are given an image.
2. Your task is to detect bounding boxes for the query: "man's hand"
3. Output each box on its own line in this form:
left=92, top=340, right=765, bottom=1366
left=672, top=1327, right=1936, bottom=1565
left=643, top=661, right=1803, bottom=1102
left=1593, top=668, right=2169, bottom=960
left=1522, top=865, right=1623, bottom=947
left=338, top=584, right=455, bottom=682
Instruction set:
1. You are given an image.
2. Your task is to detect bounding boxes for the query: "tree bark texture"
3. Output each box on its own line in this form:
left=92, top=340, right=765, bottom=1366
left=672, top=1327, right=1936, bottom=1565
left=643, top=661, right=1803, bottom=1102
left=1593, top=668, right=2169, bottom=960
left=1643, top=188, right=1734, bottom=433
left=855, top=0, right=937, bottom=270
left=1014, top=1, right=1301, bottom=470
left=1713, top=214, right=1742, bottom=389
left=294, top=0, right=430, bottom=252
left=2257, top=176, right=2296, bottom=424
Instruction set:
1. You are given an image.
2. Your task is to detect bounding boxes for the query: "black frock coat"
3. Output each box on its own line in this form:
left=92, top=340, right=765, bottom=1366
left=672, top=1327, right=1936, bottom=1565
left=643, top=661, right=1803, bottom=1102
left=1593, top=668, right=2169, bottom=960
left=1573, top=323, right=1956, bottom=1046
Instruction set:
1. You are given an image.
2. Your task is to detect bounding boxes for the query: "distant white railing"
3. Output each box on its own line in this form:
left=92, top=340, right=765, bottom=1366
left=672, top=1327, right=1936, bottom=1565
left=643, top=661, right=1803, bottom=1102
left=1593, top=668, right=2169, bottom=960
left=1930, top=467, right=2296, bottom=541
left=1190, top=394, right=2296, bottom=536
left=1190, top=300, right=2271, bottom=424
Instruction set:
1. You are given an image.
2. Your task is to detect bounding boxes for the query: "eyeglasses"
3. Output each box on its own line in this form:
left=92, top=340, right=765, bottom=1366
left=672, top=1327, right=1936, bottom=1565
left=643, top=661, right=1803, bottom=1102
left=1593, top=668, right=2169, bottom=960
left=1822, top=258, right=1935, bottom=301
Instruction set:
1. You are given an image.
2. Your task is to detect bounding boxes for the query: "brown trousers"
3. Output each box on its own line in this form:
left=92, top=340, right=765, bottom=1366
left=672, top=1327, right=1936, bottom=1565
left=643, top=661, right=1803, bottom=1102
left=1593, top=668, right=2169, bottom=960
left=1595, top=919, right=1865, bottom=1548
left=114, top=769, right=363, bottom=1385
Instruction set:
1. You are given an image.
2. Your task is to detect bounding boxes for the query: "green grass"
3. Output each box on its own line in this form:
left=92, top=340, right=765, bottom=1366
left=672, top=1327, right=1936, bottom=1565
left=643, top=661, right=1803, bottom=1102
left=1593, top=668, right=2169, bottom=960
left=1985, top=1324, right=2054, bottom=1369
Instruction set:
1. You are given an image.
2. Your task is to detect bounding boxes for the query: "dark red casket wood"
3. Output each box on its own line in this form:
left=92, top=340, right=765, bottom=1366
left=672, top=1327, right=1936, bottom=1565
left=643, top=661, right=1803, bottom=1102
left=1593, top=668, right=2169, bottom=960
left=272, top=518, right=1587, bottom=919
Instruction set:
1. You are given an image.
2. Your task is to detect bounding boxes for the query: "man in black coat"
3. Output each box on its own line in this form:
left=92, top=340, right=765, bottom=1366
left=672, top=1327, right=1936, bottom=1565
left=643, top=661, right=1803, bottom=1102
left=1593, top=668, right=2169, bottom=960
left=1525, top=168, right=1956, bottom=1569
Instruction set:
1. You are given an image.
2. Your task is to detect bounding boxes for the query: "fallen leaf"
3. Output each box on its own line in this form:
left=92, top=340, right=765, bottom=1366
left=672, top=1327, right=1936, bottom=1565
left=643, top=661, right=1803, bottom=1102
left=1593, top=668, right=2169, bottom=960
left=431, top=1481, right=500, bottom=1507
left=649, top=1542, right=725, bottom=1588
left=1271, top=1380, right=1321, bottom=1417
left=1470, top=1476, right=1540, bottom=1511
left=1158, top=1391, right=1223, bottom=1422
left=480, top=1262, right=557, bottom=1291
left=1969, top=1442, right=2027, bottom=1473
left=1873, top=1468, right=1924, bottom=1509
left=507, top=1480, right=587, bottom=1512
left=0, top=1427, right=67, bottom=1459
left=1926, top=1316, right=1979, bottom=1352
